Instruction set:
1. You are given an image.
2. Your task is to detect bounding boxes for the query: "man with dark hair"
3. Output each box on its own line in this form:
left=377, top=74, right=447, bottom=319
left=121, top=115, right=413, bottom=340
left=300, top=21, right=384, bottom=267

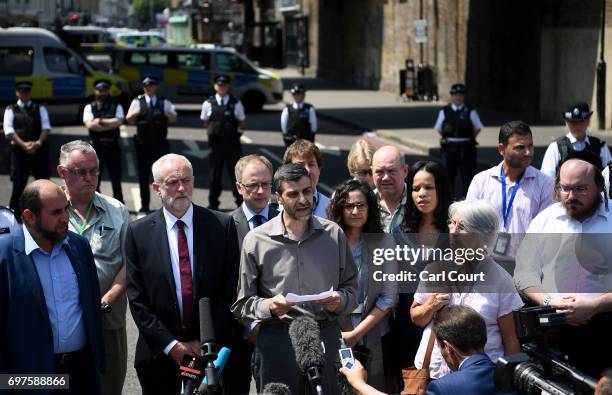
left=466, top=120, right=554, bottom=268
left=280, top=84, right=318, bottom=147
left=232, top=163, right=357, bottom=394
left=201, top=74, right=246, bottom=210
left=515, top=149, right=612, bottom=377
left=0, top=179, right=105, bottom=395
left=83, top=79, right=125, bottom=202
left=541, top=102, right=612, bottom=179
left=434, top=83, right=483, bottom=198
left=3, top=81, right=52, bottom=220
left=283, top=139, right=330, bottom=218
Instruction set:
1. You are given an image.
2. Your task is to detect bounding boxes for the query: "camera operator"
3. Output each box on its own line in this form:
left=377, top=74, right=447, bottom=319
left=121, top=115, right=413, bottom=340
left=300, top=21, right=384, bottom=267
left=515, top=150, right=612, bottom=377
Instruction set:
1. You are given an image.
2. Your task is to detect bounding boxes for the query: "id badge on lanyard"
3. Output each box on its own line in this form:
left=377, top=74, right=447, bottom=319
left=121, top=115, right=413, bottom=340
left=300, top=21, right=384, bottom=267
left=498, top=167, right=523, bottom=256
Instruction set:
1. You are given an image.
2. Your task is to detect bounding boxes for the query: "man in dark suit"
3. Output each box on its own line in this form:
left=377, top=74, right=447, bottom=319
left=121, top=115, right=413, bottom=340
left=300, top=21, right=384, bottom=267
left=126, top=153, right=239, bottom=395
left=0, top=180, right=105, bottom=395
left=226, top=154, right=279, bottom=394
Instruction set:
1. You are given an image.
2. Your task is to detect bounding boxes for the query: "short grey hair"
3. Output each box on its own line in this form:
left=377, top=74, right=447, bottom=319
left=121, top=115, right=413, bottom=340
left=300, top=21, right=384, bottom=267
left=59, top=140, right=99, bottom=167
left=152, top=153, right=193, bottom=184
left=234, top=154, right=273, bottom=182
left=449, top=199, right=499, bottom=247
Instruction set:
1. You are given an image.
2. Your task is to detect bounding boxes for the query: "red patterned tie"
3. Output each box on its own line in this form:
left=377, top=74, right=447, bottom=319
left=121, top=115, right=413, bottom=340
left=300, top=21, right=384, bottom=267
left=175, top=220, right=193, bottom=326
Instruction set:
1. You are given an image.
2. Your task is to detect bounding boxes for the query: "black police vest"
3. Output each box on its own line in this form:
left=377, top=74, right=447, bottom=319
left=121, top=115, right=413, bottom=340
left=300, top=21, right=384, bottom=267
left=136, top=95, right=168, bottom=143
left=89, top=99, right=120, bottom=141
left=555, top=136, right=605, bottom=168
left=11, top=103, right=42, bottom=142
left=286, top=103, right=312, bottom=137
left=206, top=95, right=239, bottom=138
left=441, top=105, right=474, bottom=138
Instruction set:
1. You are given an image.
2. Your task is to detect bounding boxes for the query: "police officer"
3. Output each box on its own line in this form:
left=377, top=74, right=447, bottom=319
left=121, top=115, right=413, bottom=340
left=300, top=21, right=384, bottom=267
left=540, top=102, right=612, bottom=179
left=434, top=83, right=483, bottom=198
left=83, top=79, right=125, bottom=203
left=0, top=206, right=18, bottom=239
left=200, top=74, right=245, bottom=210
left=280, top=83, right=318, bottom=147
left=126, top=76, right=177, bottom=215
left=3, top=81, right=51, bottom=219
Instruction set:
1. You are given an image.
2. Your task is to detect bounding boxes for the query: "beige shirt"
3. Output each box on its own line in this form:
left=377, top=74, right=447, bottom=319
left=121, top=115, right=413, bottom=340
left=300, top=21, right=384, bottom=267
left=67, top=191, right=130, bottom=329
left=232, top=214, right=358, bottom=323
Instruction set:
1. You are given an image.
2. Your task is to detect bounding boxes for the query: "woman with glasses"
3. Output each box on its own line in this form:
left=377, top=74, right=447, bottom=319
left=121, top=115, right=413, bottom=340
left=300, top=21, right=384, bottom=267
left=327, top=179, right=398, bottom=392
left=347, top=139, right=377, bottom=188
left=410, top=199, right=523, bottom=379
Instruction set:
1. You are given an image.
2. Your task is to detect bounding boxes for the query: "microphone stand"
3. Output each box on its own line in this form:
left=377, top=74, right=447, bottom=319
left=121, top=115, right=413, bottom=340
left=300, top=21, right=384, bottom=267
left=197, top=342, right=219, bottom=395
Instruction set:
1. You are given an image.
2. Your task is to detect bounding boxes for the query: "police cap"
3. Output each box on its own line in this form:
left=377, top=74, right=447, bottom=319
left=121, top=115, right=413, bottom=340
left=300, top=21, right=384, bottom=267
left=15, top=81, right=33, bottom=91
left=142, top=76, right=158, bottom=86
left=290, top=84, right=306, bottom=94
left=450, top=83, right=466, bottom=95
left=94, top=79, right=112, bottom=90
left=214, top=74, right=231, bottom=85
left=563, top=102, right=593, bottom=122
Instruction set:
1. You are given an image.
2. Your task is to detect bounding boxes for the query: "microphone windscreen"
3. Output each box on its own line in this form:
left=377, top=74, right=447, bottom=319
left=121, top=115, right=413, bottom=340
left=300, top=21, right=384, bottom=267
left=263, top=382, right=292, bottom=395
left=288, top=316, right=324, bottom=372
left=199, top=297, right=215, bottom=344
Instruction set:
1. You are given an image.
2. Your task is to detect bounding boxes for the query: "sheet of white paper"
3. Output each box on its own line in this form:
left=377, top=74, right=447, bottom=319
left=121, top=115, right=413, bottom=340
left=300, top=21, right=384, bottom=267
left=286, top=287, right=334, bottom=303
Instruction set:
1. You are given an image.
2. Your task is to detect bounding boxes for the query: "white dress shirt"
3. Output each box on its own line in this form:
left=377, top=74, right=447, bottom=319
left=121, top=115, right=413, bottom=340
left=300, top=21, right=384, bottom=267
left=280, top=102, right=318, bottom=134
left=126, top=94, right=177, bottom=118
left=540, top=132, right=612, bottom=179
left=161, top=204, right=195, bottom=354
left=433, top=103, right=483, bottom=142
left=200, top=94, right=246, bottom=121
left=604, top=165, right=611, bottom=199
left=82, top=102, right=125, bottom=123
left=3, top=100, right=51, bottom=135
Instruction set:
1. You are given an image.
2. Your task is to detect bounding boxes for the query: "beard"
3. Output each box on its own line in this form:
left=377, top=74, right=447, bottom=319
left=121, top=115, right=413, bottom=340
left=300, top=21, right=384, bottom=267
left=35, top=218, right=68, bottom=245
left=284, top=202, right=312, bottom=221
left=562, top=196, right=600, bottom=221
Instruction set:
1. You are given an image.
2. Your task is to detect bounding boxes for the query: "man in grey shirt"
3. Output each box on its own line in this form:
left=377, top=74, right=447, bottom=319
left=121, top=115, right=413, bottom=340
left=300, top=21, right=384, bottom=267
left=57, top=140, right=130, bottom=395
left=232, top=164, right=357, bottom=394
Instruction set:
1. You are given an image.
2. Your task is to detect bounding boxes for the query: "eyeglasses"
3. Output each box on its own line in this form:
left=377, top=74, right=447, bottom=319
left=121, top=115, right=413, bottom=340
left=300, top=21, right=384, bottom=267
left=558, top=184, right=589, bottom=196
left=352, top=169, right=373, bottom=177
left=447, top=219, right=466, bottom=231
left=343, top=202, right=368, bottom=212
left=240, top=182, right=272, bottom=192
left=67, top=167, right=100, bottom=178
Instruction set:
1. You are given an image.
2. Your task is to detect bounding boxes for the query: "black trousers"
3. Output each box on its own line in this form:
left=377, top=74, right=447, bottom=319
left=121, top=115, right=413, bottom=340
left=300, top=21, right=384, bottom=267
left=222, top=322, right=255, bottom=395
left=283, top=132, right=315, bottom=148
left=440, top=141, right=477, bottom=199
left=52, top=346, right=100, bottom=395
left=9, top=144, right=50, bottom=219
left=92, top=139, right=123, bottom=203
left=208, top=135, right=242, bottom=209
left=136, top=353, right=182, bottom=395
left=134, top=138, right=169, bottom=211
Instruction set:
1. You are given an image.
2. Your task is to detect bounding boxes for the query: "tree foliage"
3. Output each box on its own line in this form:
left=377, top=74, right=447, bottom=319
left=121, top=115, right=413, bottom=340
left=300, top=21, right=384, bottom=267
left=132, top=0, right=169, bottom=27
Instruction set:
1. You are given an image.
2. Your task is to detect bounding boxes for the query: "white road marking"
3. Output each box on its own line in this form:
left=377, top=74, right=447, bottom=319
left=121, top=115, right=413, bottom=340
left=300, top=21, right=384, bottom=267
left=316, top=141, right=341, bottom=156
left=259, top=148, right=283, bottom=164
left=240, top=135, right=253, bottom=144
left=131, top=187, right=141, bottom=212
left=183, top=140, right=210, bottom=159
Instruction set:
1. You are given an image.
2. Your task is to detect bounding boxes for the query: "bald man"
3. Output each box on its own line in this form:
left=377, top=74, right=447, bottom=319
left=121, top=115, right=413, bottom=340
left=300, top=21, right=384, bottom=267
left=515, top=150, right=612, bottom=377
left=371, top=146, right=408, bottom=233
left=0, top=180, right=105, bottom=395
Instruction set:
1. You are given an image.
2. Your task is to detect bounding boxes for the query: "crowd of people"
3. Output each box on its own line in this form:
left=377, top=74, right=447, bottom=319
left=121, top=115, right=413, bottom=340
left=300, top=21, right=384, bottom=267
left=1, top=78, right=612, bottom=395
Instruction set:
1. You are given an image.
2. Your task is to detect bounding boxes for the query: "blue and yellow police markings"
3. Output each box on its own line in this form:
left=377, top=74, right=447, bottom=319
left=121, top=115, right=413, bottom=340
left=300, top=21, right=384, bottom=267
left=52, top=77, right=85, bottom=98
left=0, top=77, right=53, bottom=102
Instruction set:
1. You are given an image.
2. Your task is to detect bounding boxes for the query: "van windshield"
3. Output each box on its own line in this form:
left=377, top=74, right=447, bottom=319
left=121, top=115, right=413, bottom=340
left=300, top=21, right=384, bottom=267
left=0, top=47, right=34, bottom=76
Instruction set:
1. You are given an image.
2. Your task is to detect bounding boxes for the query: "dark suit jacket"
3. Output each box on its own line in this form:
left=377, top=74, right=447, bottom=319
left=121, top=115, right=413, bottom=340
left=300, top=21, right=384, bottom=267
left=426, top=353, right=517, bottom=395
left=126, top=204, right=239, bottom=367
left=230, top=204, right=279, bottom=250
left=0, top=227, right=105, bottom=395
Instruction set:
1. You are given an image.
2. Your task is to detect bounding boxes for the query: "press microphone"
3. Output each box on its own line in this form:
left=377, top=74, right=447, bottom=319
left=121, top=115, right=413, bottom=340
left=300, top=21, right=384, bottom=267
left=199, top=298, right=219, bottom=393
left=262, top=382, right=292, bottom=395
left=196, top=347, right=231, bottom=394
left=288, top=316, right=325, bottom=395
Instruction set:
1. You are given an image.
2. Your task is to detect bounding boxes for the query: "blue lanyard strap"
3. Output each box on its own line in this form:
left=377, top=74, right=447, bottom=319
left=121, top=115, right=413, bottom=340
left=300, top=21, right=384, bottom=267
left=500, top=167, right=524, bottom=230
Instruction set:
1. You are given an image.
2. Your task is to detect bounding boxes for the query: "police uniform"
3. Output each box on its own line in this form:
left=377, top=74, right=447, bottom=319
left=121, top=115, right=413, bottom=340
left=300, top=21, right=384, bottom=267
left=200, top=75, right=245, bottom=210
left=280, top=84, right=318, bottom=147
left=540, top=102, right=612, bottom=179
left=0, top=207, right=18, bottom=238
left=126, top=76, right=177, bottom=213
left=83, top=79, right=125, bottom=202
left=434, top=83, right=483, bottom=198
left=3, top=81, right=51, bottom=218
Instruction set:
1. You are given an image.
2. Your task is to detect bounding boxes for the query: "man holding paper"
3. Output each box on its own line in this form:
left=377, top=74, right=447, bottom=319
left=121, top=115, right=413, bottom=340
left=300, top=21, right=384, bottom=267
left=232, top=163, right=358, bottom=394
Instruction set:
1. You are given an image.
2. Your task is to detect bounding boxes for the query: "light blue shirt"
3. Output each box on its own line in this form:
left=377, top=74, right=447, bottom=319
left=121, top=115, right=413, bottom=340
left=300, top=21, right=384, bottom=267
left=313, top=190, right=330, bottom=219
left=241, top=203, right=270, bottom=230
left=23, top=226, right=87, bottom=354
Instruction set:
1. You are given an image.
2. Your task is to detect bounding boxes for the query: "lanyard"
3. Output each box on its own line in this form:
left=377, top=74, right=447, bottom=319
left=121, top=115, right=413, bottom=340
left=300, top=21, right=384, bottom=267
left=69, top=198, right=95, bottom=236
left=500, top=167, right=523, bottom=231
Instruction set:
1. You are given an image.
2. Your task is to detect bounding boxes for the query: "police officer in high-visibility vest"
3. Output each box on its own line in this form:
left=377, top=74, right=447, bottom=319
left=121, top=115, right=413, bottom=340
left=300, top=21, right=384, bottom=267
left=540, top=101, right=612, bottom=179
left=280, top=83, right=318, bottom=147
left=434, top=83, right=483, bottom=198
left=126, top=76, right=177, bottom=215
left=200, top=74, right=245, bottom=210
left=3, top=81, right=51, bottom=219
left=83, top=79, right=125, bottom=203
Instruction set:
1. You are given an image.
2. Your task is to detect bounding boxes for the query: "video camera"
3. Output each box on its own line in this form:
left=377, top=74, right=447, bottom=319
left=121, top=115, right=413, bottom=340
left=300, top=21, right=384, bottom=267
left=494, top=306, right=597, bottom=395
